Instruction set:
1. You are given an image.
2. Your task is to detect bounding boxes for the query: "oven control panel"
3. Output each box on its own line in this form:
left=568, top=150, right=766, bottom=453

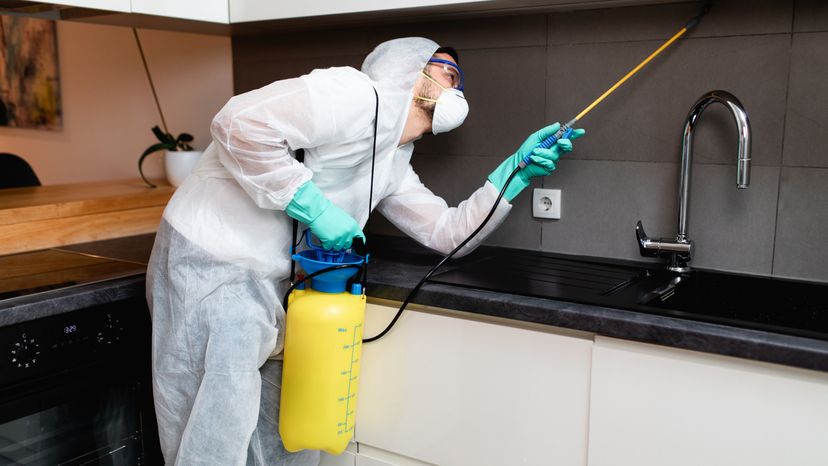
left=1, top=299, right=145, bottom=387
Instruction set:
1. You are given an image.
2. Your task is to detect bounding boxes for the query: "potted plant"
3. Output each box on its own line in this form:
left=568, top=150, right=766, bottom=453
left=139, top=125, right=201, bottom=188
left=133, top=27, right=202, bottom=188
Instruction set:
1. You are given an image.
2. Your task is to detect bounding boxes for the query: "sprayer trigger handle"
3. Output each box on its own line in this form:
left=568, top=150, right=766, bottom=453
left=522, top=124, right=572, bottom=167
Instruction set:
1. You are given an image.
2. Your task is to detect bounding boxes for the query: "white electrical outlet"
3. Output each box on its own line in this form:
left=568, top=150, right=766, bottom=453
left=533, top=188, right=561, bottom=219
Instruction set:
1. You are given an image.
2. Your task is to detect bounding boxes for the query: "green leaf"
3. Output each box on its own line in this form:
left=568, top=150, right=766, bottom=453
left=138, top=142, right=177, bottom=188
left=141, top=141, right=177, bottom=157
left=151, top=125, right=176, bottom=145
left=176, top=133, right=194, bottom=151
left=151, top=126, right=166, bottom=143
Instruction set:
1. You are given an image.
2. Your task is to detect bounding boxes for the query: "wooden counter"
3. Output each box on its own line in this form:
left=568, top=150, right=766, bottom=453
left=0, top=180, right=174, bottom=255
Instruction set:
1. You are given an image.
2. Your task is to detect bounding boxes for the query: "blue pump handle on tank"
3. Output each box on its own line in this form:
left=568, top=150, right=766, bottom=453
left=290, top=230, right=367, bottom=294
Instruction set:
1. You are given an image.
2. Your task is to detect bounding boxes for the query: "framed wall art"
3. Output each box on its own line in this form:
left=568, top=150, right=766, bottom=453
left=0, top=16, right=61, bottom=130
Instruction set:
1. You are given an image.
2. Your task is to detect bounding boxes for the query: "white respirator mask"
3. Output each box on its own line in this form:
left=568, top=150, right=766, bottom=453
left=415, top=71, right=469, bottom=135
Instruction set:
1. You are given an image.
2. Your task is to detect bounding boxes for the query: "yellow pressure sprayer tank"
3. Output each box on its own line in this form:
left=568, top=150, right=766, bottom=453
left=279, top=235, right=367, bottom=455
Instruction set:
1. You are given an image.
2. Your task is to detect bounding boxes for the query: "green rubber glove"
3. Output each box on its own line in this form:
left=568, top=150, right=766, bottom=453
left=487, top=123, right=586, bottom=201
left=285, top=181, right=366, bottom=251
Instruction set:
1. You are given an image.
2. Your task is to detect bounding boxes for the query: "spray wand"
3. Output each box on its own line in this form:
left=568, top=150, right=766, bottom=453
left=521, top=3, right=711, bottom=168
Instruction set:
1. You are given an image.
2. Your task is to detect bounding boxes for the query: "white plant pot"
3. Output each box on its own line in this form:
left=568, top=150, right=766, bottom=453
left=165, top=150, right=202, bottom=187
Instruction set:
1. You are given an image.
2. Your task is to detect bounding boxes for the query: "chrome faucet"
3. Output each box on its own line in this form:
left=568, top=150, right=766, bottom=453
left=636, top=90, right=751, bottom=272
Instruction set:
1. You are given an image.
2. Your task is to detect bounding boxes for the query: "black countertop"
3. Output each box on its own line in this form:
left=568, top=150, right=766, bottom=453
left=2, top=234, right=827, bottom=373
left=362, top=237, right=828, bottom=372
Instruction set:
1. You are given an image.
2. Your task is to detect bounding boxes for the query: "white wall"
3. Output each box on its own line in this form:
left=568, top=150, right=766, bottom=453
left=0, top=21, right=232, bottom=185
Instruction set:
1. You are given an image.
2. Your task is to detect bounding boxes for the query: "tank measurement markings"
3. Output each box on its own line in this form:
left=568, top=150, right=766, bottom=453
left=339, top=323, right=362, bottom=435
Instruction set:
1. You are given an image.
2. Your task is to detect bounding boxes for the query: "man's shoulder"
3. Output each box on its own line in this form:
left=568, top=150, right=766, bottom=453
left=305, top=66, right=370, bottom=84
left=305, top=66, right=371, bottom=90
left=300, top=67, right=379, bottom=137
left=304, top=66, right=376, bottom=104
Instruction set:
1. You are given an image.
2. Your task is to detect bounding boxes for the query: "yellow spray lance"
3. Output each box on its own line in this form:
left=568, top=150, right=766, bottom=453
left=519, top=5, right=711, bottom=166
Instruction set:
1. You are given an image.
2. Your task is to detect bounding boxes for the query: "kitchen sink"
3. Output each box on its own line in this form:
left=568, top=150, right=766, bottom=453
left=636, top=270, right=828, bottom=340
left=429, top=248, right=650, bottom=308
left=428, top=246, right=828, bottom=341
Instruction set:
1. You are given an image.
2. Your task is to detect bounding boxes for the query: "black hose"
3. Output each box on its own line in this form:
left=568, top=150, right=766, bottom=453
left=362, top=165, right=521, bottom=343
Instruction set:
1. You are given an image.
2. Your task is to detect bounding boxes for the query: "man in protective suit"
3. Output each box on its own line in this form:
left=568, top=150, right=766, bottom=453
left=147, top=37, right=584, bottom=465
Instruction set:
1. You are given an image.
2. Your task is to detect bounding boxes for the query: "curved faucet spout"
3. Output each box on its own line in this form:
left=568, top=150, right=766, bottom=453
left=677, top=90, right=752, bottom=245
left=636, top=90, right=751, bottom=273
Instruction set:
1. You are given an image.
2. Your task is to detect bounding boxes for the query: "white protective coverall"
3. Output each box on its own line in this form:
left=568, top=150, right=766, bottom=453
left=147, top=37, right=512, bottom=465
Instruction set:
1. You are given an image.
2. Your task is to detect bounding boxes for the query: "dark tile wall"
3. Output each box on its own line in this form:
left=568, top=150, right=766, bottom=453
left=232, top=0, right=828, bottom=283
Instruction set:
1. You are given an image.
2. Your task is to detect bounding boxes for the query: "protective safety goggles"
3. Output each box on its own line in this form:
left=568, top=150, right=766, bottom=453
left=426, top=58, right=464, bottom=92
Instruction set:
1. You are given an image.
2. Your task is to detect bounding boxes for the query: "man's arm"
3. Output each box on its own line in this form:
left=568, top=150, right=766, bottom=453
left=210, top=77, right=321, bottom=210
left=377, top=163, right=512, bottom=258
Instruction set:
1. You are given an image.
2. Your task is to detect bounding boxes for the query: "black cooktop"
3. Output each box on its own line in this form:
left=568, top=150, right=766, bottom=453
left=0, top=236, right=153, bottom=301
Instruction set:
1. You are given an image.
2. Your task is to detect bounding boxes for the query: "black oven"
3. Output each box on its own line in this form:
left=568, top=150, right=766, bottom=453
left=0, top=296, right=162, bottom=465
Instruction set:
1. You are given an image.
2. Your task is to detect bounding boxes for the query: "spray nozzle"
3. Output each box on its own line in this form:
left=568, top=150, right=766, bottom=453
left=685, top=1, right=711, bottom=30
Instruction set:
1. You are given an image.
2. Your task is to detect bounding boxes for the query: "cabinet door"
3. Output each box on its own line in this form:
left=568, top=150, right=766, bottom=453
left=588, top=336, right=828, bottom=466
left=355, top=455, right=408, bottom=466
left=355, top=302, right=593, bottom=466
left=355, top=457, right=393, bottom=466
left=354, top=444, right=434, bottom=466
left=131, top=0, right=229, bottom=23
left=356, top=443, right=434, bottom=466
left=229, top=0, right=484, bottom=23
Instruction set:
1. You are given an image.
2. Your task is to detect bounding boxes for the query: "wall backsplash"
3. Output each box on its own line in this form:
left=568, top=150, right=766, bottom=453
left=232, top=0, right=828, bottom=284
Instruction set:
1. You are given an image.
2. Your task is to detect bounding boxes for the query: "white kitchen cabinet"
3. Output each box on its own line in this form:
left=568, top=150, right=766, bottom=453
left=355, top=301, right=593, bottom=466
left=228, top=0, right=679, bottom=24
left=42, top=0, right=130, bottom=12
left=588, top=336, right=828, bottom=466
left=37, top=0, right=689, bottom=32
left=229, top=0, right=488, bottom=23
left=131, top=0, right=229, bottom=23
